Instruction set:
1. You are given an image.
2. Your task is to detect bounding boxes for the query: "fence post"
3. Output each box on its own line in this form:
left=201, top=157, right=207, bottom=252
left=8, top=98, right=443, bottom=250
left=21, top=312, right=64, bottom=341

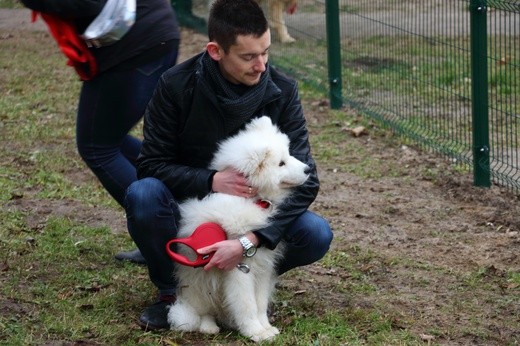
left=325, top=0, right=343, bottom=109
left=470, top=0, right=491, bottom=187
left=171, top=0, right=206, bottom=33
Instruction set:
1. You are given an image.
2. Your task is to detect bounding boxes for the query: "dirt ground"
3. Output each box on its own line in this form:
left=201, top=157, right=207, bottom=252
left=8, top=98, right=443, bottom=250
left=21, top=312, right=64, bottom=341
left=2, top=8, right=519, bottom=345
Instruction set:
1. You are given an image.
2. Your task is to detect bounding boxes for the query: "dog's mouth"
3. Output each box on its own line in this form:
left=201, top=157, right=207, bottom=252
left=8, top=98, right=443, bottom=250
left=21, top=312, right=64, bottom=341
left=280, top=182, right=298, bottom=188
left=280, top=175, right=309, bottom=188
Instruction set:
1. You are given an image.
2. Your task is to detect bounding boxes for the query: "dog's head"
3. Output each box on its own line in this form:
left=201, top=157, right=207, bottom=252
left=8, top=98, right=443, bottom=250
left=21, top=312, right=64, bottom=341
left=210, top=116, right=309, bottom=203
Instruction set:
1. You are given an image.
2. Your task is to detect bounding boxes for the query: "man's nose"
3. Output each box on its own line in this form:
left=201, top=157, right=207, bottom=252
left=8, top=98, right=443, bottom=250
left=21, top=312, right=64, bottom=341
left=252, top=56, right=267, bottom=73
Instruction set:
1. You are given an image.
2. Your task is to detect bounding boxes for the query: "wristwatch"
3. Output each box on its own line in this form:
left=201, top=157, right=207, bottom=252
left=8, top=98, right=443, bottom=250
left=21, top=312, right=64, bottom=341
left=238, top=236, right=257, bottom=257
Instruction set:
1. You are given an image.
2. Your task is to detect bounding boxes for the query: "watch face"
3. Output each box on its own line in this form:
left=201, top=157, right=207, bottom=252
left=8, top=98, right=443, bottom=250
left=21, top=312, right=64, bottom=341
left=245, top=246, right=257, bottom=257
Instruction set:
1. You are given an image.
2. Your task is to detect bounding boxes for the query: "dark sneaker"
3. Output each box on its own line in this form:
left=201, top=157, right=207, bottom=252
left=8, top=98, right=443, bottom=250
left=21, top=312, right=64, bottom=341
left=114, top=248, right=146, bottom=265
left=138, top=295, right=176, bottom=331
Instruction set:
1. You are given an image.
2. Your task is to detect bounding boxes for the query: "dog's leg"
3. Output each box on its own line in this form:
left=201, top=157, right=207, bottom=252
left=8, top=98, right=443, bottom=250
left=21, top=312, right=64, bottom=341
left=224, top=271, right=277, bottom=342
left=267, top=0, right=295, bottom=43
left=255, top=272, right=280, bottom=336
left=167, top=298, right=202, bottom=332
left=168, top=294, right=220, bottom=334
left=199, top=314, right=220, bottom=334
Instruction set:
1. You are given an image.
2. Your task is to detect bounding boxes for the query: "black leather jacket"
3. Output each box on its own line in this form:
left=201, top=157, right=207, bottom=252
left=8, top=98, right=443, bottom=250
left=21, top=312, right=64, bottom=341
left=138, top=52, right=320, bottom=249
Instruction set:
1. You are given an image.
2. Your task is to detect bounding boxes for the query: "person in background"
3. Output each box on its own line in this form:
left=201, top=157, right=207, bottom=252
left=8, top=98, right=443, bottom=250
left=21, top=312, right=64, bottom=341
left=124, top=0, right=333, bottom=331
left=20, top=0, right=181, bottom=264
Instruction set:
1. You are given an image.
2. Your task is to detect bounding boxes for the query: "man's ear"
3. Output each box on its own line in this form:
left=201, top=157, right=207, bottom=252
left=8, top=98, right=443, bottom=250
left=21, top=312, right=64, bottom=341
left=206, top=42, right=222, bottom=61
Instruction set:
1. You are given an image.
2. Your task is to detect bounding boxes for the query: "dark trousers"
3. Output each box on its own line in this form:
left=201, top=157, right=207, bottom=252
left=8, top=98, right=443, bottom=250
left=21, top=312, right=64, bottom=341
left=76, top=45, right=179, bottom=207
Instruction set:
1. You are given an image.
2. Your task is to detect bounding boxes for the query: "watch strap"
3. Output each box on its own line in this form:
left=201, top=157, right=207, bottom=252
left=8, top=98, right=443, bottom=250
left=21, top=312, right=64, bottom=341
left=239, top=236, right=256, bottom=257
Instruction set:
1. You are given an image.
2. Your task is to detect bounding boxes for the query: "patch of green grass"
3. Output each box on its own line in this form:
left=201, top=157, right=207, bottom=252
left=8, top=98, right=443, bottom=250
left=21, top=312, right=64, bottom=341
left=272, top=38, right=328, bottom=91
left=0, top=0, right=22, bottom=8
left=307, top=107, right=416, bottom=179
left=273, top=285, right=421, bottom=346
left=507, top=271, right=520, bottom=287
left=277, top=311, right=362, bottom=345
left=0, top=215, right=151, bottom=345
left=340, top=4, right=361, bottom=14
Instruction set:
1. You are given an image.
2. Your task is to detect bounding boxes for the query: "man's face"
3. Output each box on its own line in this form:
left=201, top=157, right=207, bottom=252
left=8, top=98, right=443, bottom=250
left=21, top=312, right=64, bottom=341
left=218, top=30, right=271, bottom=86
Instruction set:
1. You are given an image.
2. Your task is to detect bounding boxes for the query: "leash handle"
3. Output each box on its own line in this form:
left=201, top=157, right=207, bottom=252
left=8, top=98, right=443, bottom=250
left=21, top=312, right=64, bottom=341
left=166, top=222, right=227, bottom=267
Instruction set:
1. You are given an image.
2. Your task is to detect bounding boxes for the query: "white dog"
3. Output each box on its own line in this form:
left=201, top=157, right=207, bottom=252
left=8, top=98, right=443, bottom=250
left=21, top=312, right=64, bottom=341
left=167, top=116, right=309, bottom=342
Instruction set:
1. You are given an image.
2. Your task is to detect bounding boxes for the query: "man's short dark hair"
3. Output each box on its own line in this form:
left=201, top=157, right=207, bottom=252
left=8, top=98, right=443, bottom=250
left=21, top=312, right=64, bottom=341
left=208, top=0, right=269, bottom=52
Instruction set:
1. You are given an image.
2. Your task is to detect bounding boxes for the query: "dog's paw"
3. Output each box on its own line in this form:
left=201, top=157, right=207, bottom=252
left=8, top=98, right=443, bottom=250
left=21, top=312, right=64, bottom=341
left=267, top=325, right=280, bottom=336
left=280, top=35, right=296, bottom=43
left=199, top=317, right=220, bottom=334
left=249, top=326, right=280, bottom=342
left=167, top=302, right=202, bottom=332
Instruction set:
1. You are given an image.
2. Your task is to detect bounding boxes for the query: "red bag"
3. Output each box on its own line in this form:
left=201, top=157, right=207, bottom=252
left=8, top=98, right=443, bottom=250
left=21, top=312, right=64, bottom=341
left=32, top=11, right=98, bottom=80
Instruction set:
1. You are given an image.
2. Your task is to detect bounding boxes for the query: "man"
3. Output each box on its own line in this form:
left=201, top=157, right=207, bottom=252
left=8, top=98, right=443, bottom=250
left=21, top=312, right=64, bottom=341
left=125, top=0, right=333, bottom=331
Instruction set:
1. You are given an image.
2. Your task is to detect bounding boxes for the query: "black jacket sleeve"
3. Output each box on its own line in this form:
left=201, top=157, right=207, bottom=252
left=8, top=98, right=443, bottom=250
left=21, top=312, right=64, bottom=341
left=20, top=0, right=106, bottom=18
left=253, top=84, right=320, bottom=249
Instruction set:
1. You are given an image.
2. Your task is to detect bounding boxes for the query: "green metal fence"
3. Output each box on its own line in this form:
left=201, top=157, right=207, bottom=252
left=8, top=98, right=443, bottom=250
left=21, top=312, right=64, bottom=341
left=182, top=0, right=520, bottom=193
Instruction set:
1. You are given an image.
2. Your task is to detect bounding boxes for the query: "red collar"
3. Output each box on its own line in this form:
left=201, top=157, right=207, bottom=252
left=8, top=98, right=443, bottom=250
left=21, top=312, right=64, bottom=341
left=255, top=199, right=272, bottom=209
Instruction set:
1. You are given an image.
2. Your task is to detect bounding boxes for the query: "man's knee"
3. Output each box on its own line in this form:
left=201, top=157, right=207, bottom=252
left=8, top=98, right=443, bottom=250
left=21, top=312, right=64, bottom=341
left=297, top=212, right=333, bottom=247
left=126, top=177, right=164, bottom=199
left=77, top=144, right=126, bottom=177
left=309, top=216, right=333, bottom=261
left=277, top=214, right=332, bottom=275
left=125, top=177, right=169, bottom=222
left=76, top=140, right=97, bottom=167
left=288, top=212, right=333, bottom=259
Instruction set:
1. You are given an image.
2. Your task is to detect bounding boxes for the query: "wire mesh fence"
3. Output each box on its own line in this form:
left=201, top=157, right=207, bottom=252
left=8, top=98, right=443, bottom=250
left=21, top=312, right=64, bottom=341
left=486, top=1, right=520, bottom=190
left=182, top=0, right=520, bottom=193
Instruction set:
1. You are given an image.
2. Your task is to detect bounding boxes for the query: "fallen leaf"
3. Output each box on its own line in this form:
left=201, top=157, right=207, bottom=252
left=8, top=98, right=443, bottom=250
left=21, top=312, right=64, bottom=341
left=420, top=333, right=435, bottom=341
left=350, top=126, right=367, bottom=137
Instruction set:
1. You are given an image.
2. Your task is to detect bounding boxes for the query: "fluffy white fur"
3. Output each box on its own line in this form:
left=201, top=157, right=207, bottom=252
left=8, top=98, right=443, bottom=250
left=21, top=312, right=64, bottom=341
left=167, top=116, right=308, bottom=342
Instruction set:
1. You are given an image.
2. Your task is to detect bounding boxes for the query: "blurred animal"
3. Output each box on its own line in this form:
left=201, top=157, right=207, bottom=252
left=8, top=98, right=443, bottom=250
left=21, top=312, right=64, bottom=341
left=167, top=116, right=309, bottom=342
left=261, top=0, right=297, bottom=43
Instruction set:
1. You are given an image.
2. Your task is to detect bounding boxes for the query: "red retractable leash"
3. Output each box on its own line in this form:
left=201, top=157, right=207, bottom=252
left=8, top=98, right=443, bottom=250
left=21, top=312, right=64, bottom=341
left=166, top=222, right=227, bottom=268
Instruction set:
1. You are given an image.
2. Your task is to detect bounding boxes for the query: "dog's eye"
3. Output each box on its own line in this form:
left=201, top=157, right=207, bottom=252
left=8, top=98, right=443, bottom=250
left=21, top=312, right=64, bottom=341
left=279, top=161, right=285, bottom=167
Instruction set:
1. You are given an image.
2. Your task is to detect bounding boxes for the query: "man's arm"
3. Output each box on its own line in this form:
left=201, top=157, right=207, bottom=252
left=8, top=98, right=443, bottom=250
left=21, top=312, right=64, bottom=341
left=253, top=84, right=320, bottom=249
left=21, top=0, right=105, bottom=17
left=136, top=74, right=216, bottom=200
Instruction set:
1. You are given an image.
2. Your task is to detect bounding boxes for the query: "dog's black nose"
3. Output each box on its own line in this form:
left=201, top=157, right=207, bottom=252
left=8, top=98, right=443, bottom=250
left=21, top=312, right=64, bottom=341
left=304, top=165, right=311, bottom=174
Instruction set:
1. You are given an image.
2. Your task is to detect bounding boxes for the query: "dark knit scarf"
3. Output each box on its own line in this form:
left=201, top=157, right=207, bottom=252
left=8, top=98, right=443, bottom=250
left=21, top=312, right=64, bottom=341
left=201, top=52, right=269, bottom=134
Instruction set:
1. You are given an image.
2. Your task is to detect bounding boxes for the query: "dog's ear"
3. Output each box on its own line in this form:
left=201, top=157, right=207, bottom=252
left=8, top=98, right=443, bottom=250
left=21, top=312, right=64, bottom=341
left=246, top=116, right=274, bottom=134
left=241, top=146, right=271, bottom=176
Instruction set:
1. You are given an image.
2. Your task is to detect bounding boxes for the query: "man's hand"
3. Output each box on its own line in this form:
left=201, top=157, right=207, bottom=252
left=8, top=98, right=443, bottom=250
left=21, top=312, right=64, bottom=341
left=212, top=167, right=257, bottom=197
left=197, top=239, right=243, bottom=271
left=197, top=232, right=260, bottom=272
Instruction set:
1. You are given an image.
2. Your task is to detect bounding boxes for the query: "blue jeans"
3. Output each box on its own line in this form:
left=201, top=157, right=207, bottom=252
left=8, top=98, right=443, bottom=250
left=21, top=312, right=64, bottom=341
left=76, top=43, right=179, bottom=206
left=125, top=177, right=333, bottom=296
